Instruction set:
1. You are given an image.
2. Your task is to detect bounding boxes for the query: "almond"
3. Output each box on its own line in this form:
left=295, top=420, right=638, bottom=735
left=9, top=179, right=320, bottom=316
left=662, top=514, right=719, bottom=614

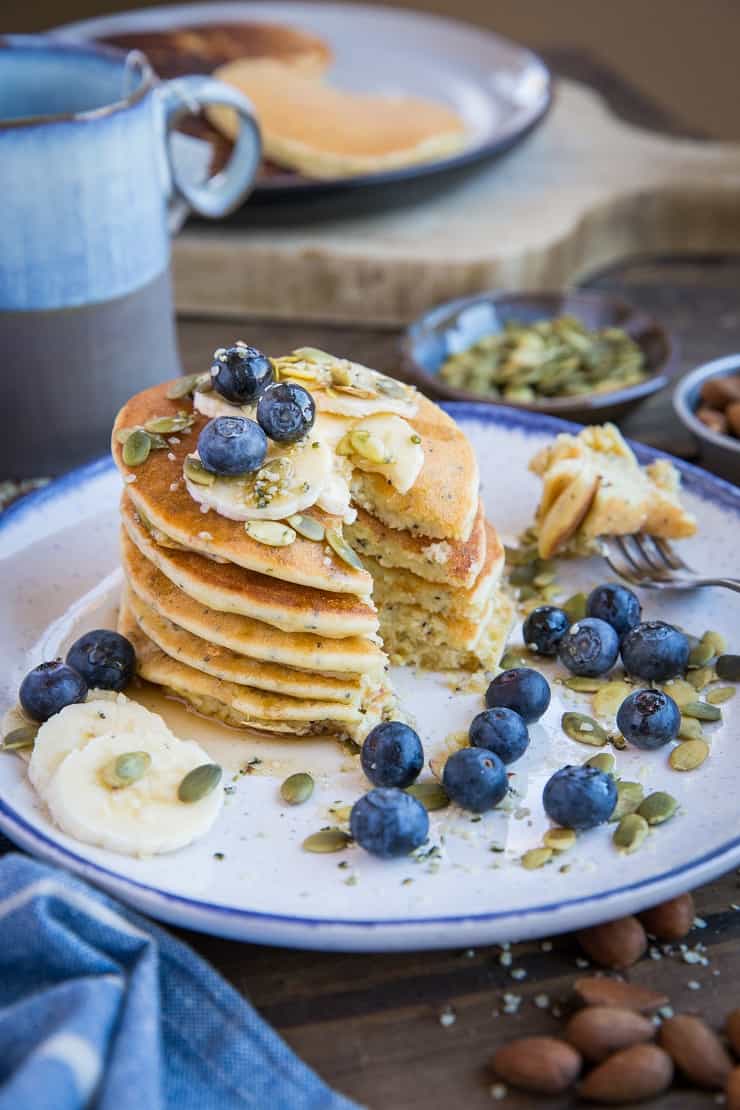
left=574, top=977, right=668, bottom=1014
left=565, top=1005, right=654, bottom=1062
left=659, top=1014, right=733, bottom=1089
left=727, top=1009, right=740, bottom=1056
left=578, top=1043, right=673, bottom=1103
left=638, top=893, right=695, bottom=940
left=576, top=916, right=647, bottom=969
left=727, top=1065, right=740, bottom=1110
left=491, top=1036, right=582, bottom=1094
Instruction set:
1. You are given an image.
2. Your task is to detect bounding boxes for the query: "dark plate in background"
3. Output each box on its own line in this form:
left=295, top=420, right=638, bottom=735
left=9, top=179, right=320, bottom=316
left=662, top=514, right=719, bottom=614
left=55, top=1, right=551, bottom=205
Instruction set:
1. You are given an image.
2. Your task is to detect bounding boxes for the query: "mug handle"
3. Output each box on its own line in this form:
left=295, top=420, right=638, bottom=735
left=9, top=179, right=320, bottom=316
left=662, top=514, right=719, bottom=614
left=158, top=75, right=261, bottom=228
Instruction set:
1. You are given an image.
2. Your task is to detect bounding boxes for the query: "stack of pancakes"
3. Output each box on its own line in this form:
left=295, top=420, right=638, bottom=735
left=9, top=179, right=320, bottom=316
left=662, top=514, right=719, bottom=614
left=112, top=360, right=512, bottom=741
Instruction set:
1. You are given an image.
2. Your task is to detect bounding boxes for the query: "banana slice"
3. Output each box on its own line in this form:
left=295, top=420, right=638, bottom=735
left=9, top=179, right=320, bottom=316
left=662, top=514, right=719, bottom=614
left=29, top=695, right=175, bottom=797
left=338, top=414, right=424, bottom=494
left=45, top=730, right=223, bottom=856
left=193, top=390, right=256, bottom=421
left=184, top=436, right=334, bottom=522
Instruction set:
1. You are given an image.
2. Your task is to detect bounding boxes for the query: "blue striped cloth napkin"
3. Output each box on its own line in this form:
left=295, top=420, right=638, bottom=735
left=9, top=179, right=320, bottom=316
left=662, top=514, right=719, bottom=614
left=0, top=851, right=360, bottom=1110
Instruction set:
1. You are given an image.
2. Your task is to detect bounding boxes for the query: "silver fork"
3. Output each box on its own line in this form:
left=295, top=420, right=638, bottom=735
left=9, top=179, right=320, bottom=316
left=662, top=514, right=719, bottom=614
left=599, top=534, right=740, bottom=593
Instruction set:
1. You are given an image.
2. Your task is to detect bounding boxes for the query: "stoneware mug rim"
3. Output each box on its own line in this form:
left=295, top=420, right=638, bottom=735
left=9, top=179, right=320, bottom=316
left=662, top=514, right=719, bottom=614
left=0, top=34, right=155, bottom=129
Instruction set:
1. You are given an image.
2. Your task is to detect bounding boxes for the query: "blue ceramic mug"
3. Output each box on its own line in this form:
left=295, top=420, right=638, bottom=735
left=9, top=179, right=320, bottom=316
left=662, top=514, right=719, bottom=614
left=0, top=34, right=261, bottom=476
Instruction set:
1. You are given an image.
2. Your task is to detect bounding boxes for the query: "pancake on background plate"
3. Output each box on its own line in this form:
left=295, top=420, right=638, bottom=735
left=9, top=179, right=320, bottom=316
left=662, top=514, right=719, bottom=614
left=208, top=59, right=469, bottom=178
left=101, top=22, right=332, bottom=77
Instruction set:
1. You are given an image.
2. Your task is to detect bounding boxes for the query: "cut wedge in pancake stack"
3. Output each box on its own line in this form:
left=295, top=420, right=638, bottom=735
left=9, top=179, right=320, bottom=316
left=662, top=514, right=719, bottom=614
left=111, top=345, right=513, bottom=741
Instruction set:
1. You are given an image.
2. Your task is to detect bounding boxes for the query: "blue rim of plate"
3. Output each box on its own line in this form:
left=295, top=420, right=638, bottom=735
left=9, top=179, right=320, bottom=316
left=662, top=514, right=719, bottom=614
left=1, top=401, right=739, bottom=937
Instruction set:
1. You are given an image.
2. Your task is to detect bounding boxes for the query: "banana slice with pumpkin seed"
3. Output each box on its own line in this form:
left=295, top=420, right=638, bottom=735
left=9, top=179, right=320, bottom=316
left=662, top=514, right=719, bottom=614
left=45, top=729, right=222, bottom=856
left=337, top=413, right=424, bottom=494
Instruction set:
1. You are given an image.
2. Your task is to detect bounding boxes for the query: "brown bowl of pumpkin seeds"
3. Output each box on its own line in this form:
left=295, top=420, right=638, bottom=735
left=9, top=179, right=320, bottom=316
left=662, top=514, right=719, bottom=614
left=401, top=290, right=677, bottom=423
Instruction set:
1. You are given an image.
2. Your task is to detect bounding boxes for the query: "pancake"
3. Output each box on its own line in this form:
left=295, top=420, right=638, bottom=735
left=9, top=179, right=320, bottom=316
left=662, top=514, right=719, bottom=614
left=380, top=590, right=515, bottom=672
left=208, top=59, right=467, bottom=179
left=122, top=500, right=378, bottom=640
left=121, top=606, right=372, bottom=736
left=346, top=502, right=490, bottom=589
left=112, top=382, right=374, bottom=597
left=362, top=522, right=504, bottom=619
left=101, top=22, right=332, bottom=79
left=124, top=584, right=362, bottom=703
left=122, top=529, right=386, bottom=679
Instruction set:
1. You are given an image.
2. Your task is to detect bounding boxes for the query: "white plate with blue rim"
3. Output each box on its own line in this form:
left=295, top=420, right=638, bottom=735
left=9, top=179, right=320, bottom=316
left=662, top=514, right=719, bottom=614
left=1, top=403, right=739, bottom=952
left=55, top=1, right=552, bottom=199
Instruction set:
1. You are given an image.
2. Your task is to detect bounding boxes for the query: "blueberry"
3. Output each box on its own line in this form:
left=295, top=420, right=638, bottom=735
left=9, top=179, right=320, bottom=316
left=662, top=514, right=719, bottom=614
left=523, top=606, right=571, bottom=655
left=616, top=688, right=680, bottom=750
left=211, top=343, right=273, bottom=404
left=442, top=747, right=508, bottom=813
left=197, top=416, right=267, bottom=476
left=620, top=621, right=690, bottom=682
left=469, top=707, right=529, bottom=765
left=543, top=765, right=617, bottom=830
left=257, top=382, right=315, bottom=444
left=558, top=617, right=619, bottom=677
left=360, top=720, right=424, bottom=788
left=586, top=583, right=642, bottom=640
left=350, top=788, right=429, bottom=858
left=485, top=667, right=551, bottom=724
left=19, top=661, right=88, bottom=722
left=66, top=629, right=136, bottom=692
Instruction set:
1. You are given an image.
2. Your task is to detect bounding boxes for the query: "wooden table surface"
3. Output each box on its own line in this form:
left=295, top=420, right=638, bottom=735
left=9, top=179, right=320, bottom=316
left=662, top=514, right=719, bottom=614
left=3, top=57, right=740, bottom=1110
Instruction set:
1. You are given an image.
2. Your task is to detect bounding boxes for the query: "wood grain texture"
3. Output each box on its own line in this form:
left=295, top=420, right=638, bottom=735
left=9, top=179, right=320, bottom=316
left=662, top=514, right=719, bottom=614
left=173, top=80, right=740, bottom=324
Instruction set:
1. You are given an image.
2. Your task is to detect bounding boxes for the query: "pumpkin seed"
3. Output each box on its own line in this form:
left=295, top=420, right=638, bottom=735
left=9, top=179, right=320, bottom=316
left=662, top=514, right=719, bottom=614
left=101, top=751, right=151, bottom=789
left=610, top=733, right=628, bottom=750
left=715, top=654, right=740, bottom=682
left=585, top=752, right=616, bottom=774
left=287, top=514, right=325, bottom=542
left=325, top=528, right=364, bottom=571
left=660, top=679, right=696, bottom=708
left=682, top=701, right=721, bottom=722
left=613, top=813, right=649, bottom=853
left=688, top=639, right=715, bottom=668
left=687, top=666, right=715, bottom=691
left=166, top=372, right=208, bottom=399
left=303, top=828, right=351, bottom=853
left=670, top=739, right=709, bottom=772
left=593, top=681, right=632, bottom=719
left=122, top=428, right=151, bottom=466
left=375, top=375, right=408, bottom=399
left=703, top=630, right=728, bottom=657
left=564, top=676, right=605, bottom=693
left=405, top=782, right=450, bottom=811
left=280, top=772, right=314, bottom=805
left=505, top=544, right=538, bottom=567
left=500, top=649, right=525, bottom=670
left=610, top=781, right=644, bottom=822
left=115, top=426, right=135, bottom=444
left=521, top=847, right=553, bottom=869
left=509, top=563, right=537, bottom=587
left=543, top=827, right=576, bottom=851
left=350, top=428, right=390, bottom=464
left=706, top=685, right=736, bottom=705
left=178, top=763, right=222, bottom=802
left=244, top=521, right=296, bottom=547
left=533, top=571, right=556, bottom=588
left=678, top=716, right=704, bottom=742
left=184, top=456, right=215, bottom=486
left=562, top=712, right=607, bottom=747
left=563, top=592, right=587, bottom=622
left=637, top=791, right=678, bottom=826
left=144, top=413, right=195, bottom=435
left=2, top=724, right=38, bottom=752
left=147, top=432, right=169, bottom=451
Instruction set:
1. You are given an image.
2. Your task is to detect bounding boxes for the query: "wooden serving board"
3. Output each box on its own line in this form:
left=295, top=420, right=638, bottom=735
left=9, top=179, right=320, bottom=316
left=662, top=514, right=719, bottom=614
left=172, top=79, right=740, bottom=326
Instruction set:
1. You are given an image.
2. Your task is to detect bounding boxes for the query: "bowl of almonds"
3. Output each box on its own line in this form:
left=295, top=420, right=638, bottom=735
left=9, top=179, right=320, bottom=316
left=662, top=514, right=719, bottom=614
left=674, top=354, right=740, bottom=484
